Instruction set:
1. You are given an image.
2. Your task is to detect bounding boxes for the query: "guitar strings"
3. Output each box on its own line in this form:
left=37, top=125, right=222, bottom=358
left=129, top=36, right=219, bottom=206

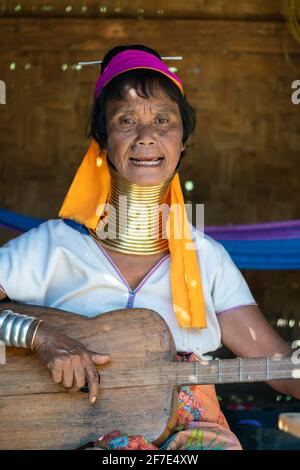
left=100, top=363, right=298, bottom=385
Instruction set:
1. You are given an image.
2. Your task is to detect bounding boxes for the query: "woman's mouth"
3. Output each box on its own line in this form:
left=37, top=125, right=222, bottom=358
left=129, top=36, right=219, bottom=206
left=129, top=157, right=164, bottom=167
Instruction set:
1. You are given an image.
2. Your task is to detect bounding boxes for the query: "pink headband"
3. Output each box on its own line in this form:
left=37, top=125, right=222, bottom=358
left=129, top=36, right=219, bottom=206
left=93, top=50, right=184, bottom=99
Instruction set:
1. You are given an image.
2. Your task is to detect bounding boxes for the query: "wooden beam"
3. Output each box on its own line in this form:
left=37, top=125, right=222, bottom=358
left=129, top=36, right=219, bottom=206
left=0, top=18, right=298, bottom=54
left=0, top=0, right=285, bottom=21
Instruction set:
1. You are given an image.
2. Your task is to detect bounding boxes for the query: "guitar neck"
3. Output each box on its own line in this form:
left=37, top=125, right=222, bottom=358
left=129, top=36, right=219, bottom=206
left=173, top=356, right=299, bottom=386
left=99, top=356, right=299, bottom=389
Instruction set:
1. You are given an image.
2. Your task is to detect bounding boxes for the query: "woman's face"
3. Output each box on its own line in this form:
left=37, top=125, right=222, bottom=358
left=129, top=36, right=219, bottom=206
left=105, top=82, right=185, bottom=186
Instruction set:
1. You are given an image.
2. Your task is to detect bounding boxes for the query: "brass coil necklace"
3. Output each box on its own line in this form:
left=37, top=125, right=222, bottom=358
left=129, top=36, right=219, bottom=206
left=89, top=159, right=177, bottom=255
left=88, top=158, right=174, bottom=255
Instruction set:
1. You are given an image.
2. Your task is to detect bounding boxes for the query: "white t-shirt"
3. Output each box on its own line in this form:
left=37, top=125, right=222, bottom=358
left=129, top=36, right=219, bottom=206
left=0, top=219, right=257, bottom=357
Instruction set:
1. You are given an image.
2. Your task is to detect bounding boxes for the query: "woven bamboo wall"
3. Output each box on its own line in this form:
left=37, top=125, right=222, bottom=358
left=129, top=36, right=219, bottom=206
left=0, top=1, right=300, bottom=341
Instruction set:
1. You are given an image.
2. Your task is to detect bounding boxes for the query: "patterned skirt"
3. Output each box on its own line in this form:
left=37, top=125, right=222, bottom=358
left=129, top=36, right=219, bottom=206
left=92, top=353, right=242, bottom=450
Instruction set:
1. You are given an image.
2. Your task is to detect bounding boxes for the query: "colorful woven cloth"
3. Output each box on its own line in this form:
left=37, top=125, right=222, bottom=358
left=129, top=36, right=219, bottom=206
left=92, top=353, right=242, bottom=450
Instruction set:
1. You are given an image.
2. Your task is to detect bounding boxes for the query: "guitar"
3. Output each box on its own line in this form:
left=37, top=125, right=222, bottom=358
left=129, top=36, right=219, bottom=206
left=0, top=301, right=298, bottom=450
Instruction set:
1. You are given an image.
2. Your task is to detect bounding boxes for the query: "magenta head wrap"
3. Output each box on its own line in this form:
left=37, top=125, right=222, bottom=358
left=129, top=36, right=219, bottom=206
left=93, top=50, right=184, bottom=99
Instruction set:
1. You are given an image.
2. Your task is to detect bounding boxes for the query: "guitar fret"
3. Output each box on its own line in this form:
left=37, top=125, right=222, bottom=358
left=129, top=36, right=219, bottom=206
left=172, top=356, right=295, bottom=388
left=266, top=355, right=269, bottom=380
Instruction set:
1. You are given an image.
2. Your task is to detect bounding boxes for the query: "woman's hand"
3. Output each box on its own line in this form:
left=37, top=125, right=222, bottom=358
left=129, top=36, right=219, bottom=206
left=31, top=322, right=111, bottom=403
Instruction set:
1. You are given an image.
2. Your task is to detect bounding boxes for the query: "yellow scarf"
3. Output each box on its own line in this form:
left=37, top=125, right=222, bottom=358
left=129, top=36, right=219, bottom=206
left=58, top=139, right=207, bottom=328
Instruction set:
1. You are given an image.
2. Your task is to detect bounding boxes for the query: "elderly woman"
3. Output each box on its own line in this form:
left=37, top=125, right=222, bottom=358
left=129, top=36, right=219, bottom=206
left=0, top=44, right=299, bottom=451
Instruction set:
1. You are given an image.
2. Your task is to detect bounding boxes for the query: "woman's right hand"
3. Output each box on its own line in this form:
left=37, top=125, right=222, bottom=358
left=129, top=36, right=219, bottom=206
left=30, top=322, right=111, bottom=403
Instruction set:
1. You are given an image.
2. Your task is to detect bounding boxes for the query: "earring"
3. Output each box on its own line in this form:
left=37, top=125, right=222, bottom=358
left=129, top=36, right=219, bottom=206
left=96, top=156, right=103, bottom=167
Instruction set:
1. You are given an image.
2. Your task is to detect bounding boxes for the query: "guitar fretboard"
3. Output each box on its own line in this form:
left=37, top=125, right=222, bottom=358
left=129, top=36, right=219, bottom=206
left=98, top=355, right=300, bottom=389
left=174, top=356, right=300, bottom=385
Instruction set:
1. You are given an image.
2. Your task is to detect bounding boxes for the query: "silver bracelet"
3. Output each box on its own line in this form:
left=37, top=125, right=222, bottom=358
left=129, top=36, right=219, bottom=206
left=0, top=309, right=38, bottom=348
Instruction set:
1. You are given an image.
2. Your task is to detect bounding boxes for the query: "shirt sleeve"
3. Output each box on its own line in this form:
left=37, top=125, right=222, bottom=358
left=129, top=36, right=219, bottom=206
left=0, top=221, right=53, bottom=303
left=211, top=242, right=257, bottom=315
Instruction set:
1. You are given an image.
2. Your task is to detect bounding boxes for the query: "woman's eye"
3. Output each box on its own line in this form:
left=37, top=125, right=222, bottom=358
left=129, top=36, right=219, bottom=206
left=156, top=117, right=168, bottom=124
left=120, top=117, right=168, bottom=125
left=122, top=118, right=134, bottom=124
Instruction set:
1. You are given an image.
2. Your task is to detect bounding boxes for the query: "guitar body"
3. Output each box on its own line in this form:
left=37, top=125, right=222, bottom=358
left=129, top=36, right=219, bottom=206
left=0, top=302, right=178, bottom=450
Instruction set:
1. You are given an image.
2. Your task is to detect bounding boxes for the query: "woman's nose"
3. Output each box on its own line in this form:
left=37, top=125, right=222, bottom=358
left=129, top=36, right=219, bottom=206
left=134, top=124, right=156, bottom=145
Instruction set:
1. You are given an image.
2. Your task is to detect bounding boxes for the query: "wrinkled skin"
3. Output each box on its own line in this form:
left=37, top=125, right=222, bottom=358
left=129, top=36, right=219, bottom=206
left=32, top=322, right=110, bottom=403
left=105, top=82, right=185, bottom=186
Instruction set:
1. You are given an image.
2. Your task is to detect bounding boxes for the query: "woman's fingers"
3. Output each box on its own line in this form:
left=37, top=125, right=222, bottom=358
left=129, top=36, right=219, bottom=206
left=38, top=334, right=110, bottom=402
left=90, top=352, right=111, bottom=365
left=84, top=363, right=100, bottom=403
left=48, top=355, right=100, bottom=402
left=50, top=364, right=63, bottom=384
left=64, top=385, right=80, bottom=393
left=62, top=363, right=74, bottom=389
left=73, top=362, right=86, bottom=389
